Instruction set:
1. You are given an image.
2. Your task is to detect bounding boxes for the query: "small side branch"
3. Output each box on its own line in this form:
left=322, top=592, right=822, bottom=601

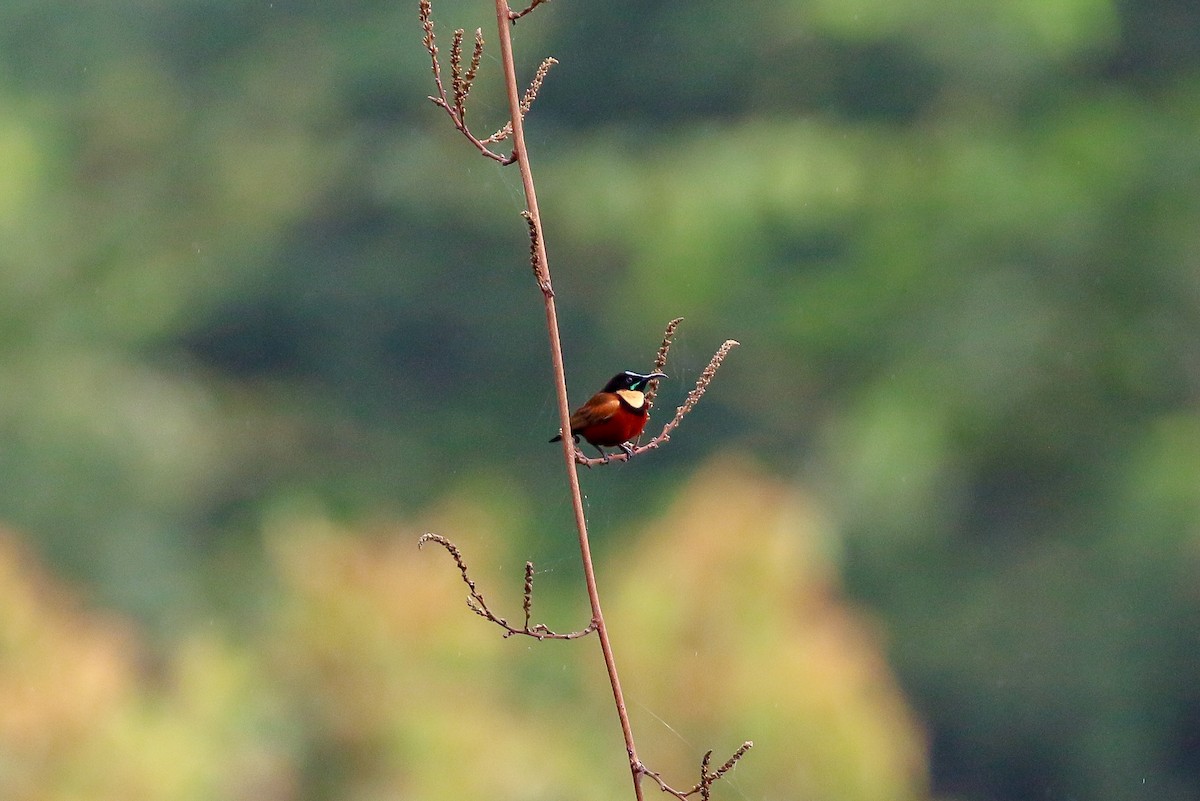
left=509, top=0, right=553, bottom=23
left=576, top=333, right=740, bottom=467
left=420, top=0, right=557, bottom=162
left=419, top=0, right=514, bottom=163
left=419, top=533, right=597, bottom=640
left=639, top=742, right=754, bottom=800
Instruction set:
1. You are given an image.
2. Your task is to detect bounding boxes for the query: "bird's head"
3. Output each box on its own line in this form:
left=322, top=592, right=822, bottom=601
left=602, top=370, right=667, bottom=393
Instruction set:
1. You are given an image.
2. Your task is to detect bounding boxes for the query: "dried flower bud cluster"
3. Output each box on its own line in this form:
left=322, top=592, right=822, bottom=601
left=419, top=0, right=556, bottom=165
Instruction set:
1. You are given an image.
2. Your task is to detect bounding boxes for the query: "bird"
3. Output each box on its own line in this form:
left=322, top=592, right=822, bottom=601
left=550, top=370, right=667, bottom=460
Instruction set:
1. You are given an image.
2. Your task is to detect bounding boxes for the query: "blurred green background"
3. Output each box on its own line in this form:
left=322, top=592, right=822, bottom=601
left=2, top=0, right=1199, bottom=799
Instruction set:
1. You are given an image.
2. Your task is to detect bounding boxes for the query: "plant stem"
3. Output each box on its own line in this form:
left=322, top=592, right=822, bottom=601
left=491, top=2, right=644, bottom=799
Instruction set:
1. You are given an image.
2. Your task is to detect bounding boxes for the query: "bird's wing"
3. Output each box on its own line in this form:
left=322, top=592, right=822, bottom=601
left=570, top=393, right=621, bottom=432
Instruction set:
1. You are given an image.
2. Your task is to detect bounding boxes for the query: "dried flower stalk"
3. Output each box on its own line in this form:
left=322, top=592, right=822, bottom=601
left=639, top=741, right=754, bottom=800
left=419, top=2, right=749, bottom=799
left=643, top=316, right=684, bottom=413
left=421, top=0, right=556, bottom=159
left=419, top=533, right=596, bottom=640
left=522, top=210, right=551, bottom=293
left=484, top=57, right=559, bottom=144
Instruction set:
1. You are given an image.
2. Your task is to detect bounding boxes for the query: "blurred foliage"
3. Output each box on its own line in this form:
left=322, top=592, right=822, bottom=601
left=0, top=464, right=926, bottom=801
left=609, top=459, right=927, bottom=801
left=1, top=0, right=1199, bottom=799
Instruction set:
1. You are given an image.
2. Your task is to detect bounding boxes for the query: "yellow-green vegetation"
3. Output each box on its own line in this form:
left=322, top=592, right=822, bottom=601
left=1, top=462, right=928, bottom=800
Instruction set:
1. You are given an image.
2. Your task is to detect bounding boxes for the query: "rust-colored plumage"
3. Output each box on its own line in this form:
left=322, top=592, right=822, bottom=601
left=550, top=371, right=667, bottom=458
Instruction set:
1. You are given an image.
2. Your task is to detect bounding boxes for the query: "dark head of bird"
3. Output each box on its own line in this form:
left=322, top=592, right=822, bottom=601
left=602, top=371, right=667, bottom=394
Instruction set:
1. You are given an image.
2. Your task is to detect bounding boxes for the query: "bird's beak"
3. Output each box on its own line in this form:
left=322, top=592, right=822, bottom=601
left=646, top=372, right=667, bottom=380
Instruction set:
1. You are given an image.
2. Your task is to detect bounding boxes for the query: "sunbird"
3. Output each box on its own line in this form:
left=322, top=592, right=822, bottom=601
left=550, top=370, right=667, bottom=459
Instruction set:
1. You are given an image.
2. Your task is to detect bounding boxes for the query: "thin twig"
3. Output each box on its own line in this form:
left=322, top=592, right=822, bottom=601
left=638, top=742, right=754, bottom=800
left=419, top=533, right=596, bottom=640
left=509, top=0, right=552, bottom=22
left=421, top=0, right=446, bottom=104
left=419, top=0, right=515, bottom=163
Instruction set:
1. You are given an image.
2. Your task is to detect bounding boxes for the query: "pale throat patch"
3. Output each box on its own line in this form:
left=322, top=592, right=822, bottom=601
left=614, top=389, right=646, bottom=409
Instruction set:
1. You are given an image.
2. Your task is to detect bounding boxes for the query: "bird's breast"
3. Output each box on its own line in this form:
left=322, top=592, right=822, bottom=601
left=577, top=409, right=649, bottom=446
